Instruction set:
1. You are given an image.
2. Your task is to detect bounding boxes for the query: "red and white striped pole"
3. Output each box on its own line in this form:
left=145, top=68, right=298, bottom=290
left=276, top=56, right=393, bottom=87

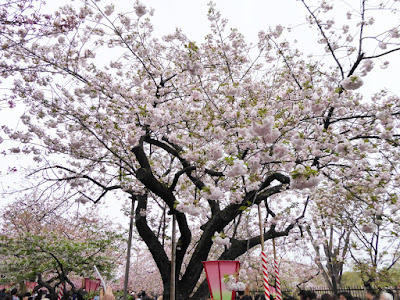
left=274, top=258, right=282, bottom=300
left=258, top=204, right=270, bottom=300
left=57, top=283, right=65, bottom=300
left=262, top=251, right=270, bottom=300
left=272, top=239, right=282, bottom=300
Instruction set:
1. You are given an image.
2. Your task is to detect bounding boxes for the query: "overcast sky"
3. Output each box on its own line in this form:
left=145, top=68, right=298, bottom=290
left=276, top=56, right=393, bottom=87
left=144, top=0, right=306, bottom=42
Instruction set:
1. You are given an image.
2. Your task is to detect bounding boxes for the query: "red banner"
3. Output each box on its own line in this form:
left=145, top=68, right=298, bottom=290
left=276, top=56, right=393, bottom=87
left=0, top=284, right=14, bottom=290
left=26, top=282, right=38, bottom=291
left=84, top=279, right=101, bottom=292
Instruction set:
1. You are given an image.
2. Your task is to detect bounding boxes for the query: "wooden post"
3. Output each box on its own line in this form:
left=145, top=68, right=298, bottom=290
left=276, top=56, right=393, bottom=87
left=258, top=204, right=264, bottom=250
left=123, top=196, right=135, bottom=300
left=272, top=238, right=276, bottom=259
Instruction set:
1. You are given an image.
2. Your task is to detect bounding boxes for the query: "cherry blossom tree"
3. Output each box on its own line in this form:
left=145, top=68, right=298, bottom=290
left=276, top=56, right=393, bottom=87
left=0, top=198, right=124, bottom=299
left=306, top=205, right=352, bottom=293
left=112, top=249, right=163, bottom=295
left=306, top=177, right=400, bottom=291
left=1, top=0, right=400, bottom=298
left=348, top=201, right=400, bottom=288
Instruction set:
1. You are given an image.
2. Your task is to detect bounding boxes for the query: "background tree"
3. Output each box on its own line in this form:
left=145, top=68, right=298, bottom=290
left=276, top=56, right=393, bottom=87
left=1, top=0, right=400, bottom=299
left=0, top=197, right=124, bottom=299
left=349, top=200, right=400, bottom=288
left=305, top=192, right=354, bottom=293
left=306, top=177, right=400, bottom=290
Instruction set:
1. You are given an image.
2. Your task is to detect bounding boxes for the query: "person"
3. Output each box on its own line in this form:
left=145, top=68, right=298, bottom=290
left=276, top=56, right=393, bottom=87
left=133, top=294, right=140, bottom=300
left=321, top=294, right=333, bottom=300
left=34, top=290, right=43, bottom=300
left=332, top=294, right=339, bottom=300
left=1, top=289, right=6, bottom=300
left=255, top=294, right=265, bottom=300
left=100, top=287, right=114, bottom=300
left=379, top=291, right=394, bottom=300
left=300, top=290, right=317, bottom=300
left=338, top=292, right=353, bottom=300
left=22, top=293, right=31, bottom=300
left=10, top=289, right=19, bottom=300
left=299, top=291, right=317, bottom=300
left=299, top=290, right=307, bottom=300
left=366, top=289, right=377, bottom=300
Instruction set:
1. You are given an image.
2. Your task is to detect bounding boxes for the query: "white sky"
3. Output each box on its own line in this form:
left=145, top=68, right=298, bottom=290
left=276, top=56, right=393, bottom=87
left=145, top=0, right=306, bottom=42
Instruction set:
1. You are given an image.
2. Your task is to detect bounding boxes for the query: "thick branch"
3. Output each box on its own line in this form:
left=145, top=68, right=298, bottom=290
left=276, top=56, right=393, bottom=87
left=145, top=137, right=220, bottom=214
left=37, top=274, right=55, bottom=295
left=131, top=146, right=192, bottom=278
left=36, top=165, right=122, bottom=203
left=134, top=194, right=171, bottom=283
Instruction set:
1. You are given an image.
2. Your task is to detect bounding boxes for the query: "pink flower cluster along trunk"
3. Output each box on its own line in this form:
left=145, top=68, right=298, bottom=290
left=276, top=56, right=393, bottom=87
left=202, top=261, right=240, bottom=300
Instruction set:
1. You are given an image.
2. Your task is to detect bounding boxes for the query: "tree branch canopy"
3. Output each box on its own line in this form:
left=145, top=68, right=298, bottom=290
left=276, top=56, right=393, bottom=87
left=1, top=0, right=400, bottom=298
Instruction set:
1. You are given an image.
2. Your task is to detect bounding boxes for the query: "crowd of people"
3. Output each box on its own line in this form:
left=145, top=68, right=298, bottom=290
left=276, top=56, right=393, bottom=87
left=230, top=288, right=398, bottom=300
left=126, top=290, right=161, bottom=300
left=1, top=286, right=397, bottom=300
left=0, top=288, right=162, bottom=300
left=0, top=288, right=52, bottom=300
left=294, top=288, right=397, bottom=300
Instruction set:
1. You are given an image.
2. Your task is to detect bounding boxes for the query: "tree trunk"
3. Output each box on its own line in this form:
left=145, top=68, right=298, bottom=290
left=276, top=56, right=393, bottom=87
left=132, top=170, right=297, bottom=299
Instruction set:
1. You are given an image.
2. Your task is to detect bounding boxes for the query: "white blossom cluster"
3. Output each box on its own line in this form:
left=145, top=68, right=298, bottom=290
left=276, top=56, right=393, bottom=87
left=360, top=59, right=374, bottom=77
left=361, top=223, right=375, bottom=233
left=134, top=1, right=147, bottom=17
left=251, top=117, right=280, bottom=144
left=341, top=74, right=364, bottom=90
left=226, top=159, right=247, bottom=177
left=212, top=232, right=231, bottom=247
left=176, top=202, right=201, bottom=216
left=222, top=268, right=248, bottom=291
left=75, top=197, right=89, bottom=204
left=290, top=166, right=321, bottom=190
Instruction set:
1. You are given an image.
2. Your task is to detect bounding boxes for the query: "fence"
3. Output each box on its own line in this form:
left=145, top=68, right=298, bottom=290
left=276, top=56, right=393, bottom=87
left=306, top=286, right=400, bottom=300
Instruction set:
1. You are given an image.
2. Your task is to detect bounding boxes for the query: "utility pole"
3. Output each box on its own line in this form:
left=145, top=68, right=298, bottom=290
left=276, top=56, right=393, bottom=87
left=123, top=196, right=135, bottom=300
left=170, top=214, right=176, bottom=300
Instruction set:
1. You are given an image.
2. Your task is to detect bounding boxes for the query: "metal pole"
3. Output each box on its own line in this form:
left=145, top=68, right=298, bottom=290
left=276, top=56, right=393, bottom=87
left=170, top=214, right=177, bottom=300
left=123, top=196, right=135, bottom=300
